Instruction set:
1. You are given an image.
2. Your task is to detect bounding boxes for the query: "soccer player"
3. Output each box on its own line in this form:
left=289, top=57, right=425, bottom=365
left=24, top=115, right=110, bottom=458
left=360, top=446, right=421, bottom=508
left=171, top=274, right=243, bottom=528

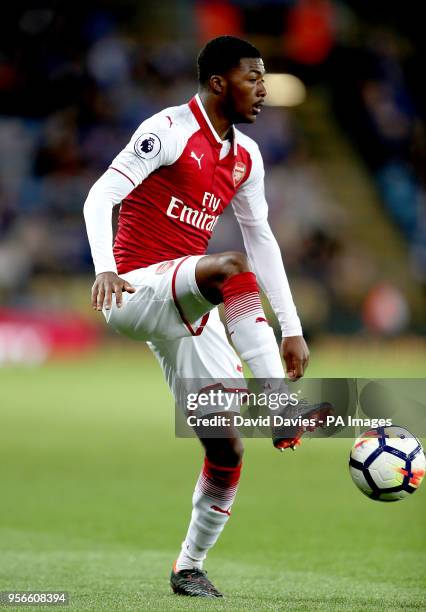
left=84, top=36, right=311, bottom=598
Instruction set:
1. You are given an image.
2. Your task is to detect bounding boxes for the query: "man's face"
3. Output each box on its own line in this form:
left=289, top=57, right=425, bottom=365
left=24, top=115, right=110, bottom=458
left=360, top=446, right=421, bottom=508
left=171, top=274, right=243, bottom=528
left=223, top=58, right=266, bottom=124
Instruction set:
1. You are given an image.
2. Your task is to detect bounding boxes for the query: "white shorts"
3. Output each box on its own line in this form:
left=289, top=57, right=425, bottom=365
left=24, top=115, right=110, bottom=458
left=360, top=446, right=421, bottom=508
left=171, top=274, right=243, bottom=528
left=104, top=256, right=244, bottom=404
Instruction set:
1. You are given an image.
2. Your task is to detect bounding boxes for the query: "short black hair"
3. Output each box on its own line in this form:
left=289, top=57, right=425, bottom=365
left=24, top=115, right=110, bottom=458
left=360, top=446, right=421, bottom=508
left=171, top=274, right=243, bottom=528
left=197, top=36, right=261, bottom=86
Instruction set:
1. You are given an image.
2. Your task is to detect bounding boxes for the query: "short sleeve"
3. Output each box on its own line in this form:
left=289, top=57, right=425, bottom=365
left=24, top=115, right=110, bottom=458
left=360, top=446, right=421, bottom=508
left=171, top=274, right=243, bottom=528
left=231, top=144, right=268, bottom=227
left=109, top=113, right=187, bottom=187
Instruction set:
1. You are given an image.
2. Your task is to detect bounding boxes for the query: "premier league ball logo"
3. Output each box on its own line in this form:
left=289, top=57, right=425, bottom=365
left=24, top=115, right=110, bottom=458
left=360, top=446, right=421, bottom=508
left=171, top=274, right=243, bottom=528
left=134, top=133, right=161, bottom=159
left=141, top=137, right=155, bottom=153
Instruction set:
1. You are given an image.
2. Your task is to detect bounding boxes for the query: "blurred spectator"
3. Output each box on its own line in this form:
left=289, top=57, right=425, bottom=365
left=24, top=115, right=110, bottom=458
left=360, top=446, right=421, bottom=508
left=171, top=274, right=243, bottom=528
left=363, top=283, right=410, bottom=335
left=285, top=0, right=336, bottom=66
left=195, top=0, right=243, bottom=43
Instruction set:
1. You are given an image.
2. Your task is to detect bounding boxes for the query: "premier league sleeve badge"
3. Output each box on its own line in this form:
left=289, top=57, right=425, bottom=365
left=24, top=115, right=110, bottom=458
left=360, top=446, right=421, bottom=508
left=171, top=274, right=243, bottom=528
left=134, top=133, right=162, bottom=160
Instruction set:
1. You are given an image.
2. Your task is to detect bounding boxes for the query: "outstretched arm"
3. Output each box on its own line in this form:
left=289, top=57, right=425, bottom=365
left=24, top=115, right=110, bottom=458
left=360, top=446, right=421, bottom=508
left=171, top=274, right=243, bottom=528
left=237, top=219, right=309, bottom=380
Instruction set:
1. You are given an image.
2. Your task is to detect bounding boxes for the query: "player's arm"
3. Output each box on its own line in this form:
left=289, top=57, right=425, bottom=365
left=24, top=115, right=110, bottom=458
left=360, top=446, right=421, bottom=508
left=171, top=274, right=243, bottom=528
left=83, top=115, right=185, bottom=310
left=231, top=146, right=309, bottom=380
left=84, top=169, right=137, bottom=310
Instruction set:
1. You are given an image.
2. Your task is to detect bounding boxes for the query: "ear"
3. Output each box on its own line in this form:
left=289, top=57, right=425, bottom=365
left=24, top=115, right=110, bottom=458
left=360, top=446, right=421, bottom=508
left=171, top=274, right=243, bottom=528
left=209, top=75, right=226, bottom=95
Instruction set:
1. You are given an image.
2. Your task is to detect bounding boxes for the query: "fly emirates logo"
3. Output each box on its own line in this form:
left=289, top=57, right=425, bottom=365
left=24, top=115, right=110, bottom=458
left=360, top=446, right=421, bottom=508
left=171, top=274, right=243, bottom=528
left=166, top=192, right=221, bottom=232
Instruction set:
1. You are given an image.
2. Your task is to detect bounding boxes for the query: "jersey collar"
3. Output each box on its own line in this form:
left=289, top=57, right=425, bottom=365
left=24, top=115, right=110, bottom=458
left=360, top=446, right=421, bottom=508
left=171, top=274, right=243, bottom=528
left=189, top=94, right=238, bottom=156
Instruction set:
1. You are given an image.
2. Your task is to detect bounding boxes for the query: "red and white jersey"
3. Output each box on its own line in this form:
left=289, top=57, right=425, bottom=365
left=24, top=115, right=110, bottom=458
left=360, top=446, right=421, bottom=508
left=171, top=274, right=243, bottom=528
left=109, top=94, right=268, bottom=274
left=83, top=94, right=303, bottom=337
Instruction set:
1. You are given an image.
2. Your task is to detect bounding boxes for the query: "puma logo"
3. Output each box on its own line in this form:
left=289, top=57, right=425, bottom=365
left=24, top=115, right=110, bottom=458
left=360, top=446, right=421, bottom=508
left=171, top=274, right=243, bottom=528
left=190, top=151, right=204, bottom=169
left=211, top=504, right=231, bottom=516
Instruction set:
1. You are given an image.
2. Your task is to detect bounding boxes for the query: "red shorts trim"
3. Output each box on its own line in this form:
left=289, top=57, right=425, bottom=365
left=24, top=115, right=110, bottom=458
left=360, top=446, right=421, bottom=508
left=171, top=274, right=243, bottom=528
left=171, top=256, right=209, bottom=336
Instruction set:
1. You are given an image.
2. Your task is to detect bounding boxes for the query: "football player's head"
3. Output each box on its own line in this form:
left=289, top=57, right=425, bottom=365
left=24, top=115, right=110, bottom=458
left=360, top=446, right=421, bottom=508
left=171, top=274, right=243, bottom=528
left=197, top=36, right=266, bottom=124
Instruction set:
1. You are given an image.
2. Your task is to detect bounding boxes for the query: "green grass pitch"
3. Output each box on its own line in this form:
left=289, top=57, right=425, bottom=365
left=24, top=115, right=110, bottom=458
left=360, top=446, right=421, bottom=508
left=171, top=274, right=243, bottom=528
left=1, top=343, right=425, bottom=611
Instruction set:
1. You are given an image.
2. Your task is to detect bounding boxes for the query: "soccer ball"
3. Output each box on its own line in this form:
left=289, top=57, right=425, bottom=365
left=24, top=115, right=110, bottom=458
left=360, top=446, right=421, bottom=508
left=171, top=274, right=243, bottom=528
left=349, top=426, right=425, bottom=502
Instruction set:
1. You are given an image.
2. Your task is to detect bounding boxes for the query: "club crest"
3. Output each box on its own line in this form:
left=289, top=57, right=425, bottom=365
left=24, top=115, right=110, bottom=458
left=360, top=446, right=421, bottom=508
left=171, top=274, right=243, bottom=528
left=155, top=260, right=174, bottom=274
left=232, top=161, right=246, bottom=187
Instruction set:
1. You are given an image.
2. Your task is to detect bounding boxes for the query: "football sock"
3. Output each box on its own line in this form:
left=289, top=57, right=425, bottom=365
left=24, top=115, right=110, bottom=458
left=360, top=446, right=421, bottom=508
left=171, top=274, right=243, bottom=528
left=175, top=458, right=242, bottom=572
left=223, top=272, right=284, bottom=378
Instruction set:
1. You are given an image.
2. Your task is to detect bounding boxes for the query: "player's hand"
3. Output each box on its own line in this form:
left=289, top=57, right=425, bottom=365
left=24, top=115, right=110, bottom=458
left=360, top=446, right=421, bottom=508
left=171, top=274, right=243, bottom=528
left=91, top=271, right=136, bottom=311
left=281, top=336, right=310, bottom=381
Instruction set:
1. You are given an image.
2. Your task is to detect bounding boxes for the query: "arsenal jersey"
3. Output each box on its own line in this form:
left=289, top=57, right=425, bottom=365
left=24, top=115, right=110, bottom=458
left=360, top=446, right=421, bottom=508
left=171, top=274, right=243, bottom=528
left=109, top=94, right=268, bottom=274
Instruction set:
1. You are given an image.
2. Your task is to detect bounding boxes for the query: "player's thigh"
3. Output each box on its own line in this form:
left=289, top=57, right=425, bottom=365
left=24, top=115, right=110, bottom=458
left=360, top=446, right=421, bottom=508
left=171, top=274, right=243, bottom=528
left=104, top=255, right=215, bottom=341
left=147, top=308, right=245, bottom=407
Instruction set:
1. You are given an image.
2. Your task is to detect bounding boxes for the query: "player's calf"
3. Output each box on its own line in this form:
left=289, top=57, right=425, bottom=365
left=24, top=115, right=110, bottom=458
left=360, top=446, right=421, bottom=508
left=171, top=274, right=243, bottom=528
left=200, top=434, right=244, bottom=468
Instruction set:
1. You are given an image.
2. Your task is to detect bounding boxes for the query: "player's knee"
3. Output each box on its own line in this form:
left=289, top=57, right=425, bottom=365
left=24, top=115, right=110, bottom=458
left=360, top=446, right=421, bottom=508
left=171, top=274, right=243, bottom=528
left=195, top=251, right=252, bottom=304
left=206, top=438, right=244, bottom=467
left=219, top=251, right=250, bottom=280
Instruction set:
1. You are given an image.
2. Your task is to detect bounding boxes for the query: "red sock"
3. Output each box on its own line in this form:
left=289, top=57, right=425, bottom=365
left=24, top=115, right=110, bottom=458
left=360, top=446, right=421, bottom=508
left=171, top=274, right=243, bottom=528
left=200, top=457, right=242, bottom=510
left=222, top=272, right=284, bottom=377
left=222, top=272, right=262, bottom=326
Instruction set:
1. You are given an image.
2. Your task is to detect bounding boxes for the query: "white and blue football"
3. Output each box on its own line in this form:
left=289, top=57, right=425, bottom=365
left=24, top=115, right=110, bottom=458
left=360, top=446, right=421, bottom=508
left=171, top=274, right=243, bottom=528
left=349, top=426, right=425, bottom=502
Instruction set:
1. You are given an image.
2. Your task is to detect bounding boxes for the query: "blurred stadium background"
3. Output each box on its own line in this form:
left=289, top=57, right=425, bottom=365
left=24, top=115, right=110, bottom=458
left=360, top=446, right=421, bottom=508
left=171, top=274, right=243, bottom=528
left=1, top=3, right=425, bottom=609
left=0, top=0, right=425, bottom=368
